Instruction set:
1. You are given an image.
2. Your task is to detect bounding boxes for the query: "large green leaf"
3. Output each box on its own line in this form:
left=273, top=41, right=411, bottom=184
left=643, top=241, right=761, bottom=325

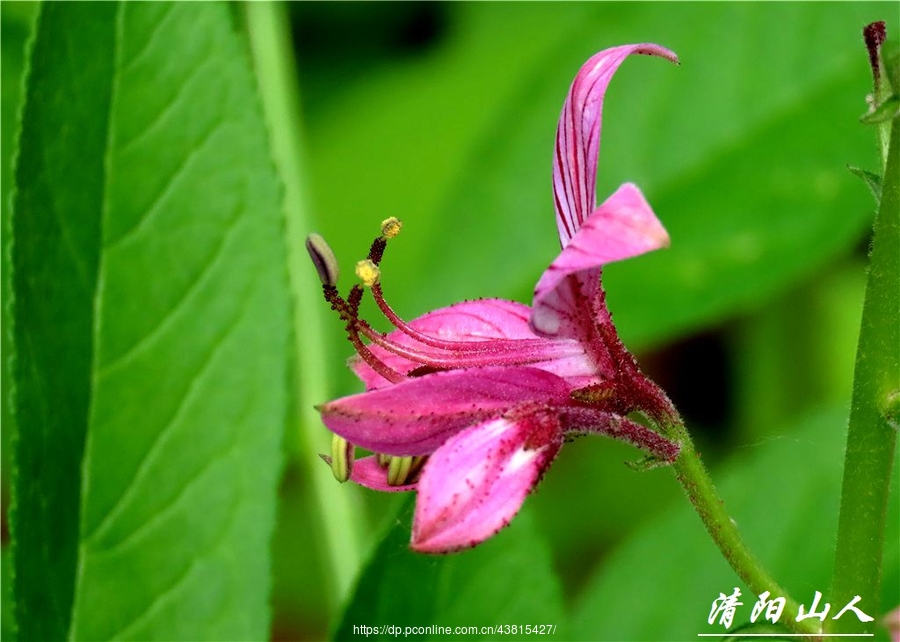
left=9, top=3, right=288, bottom=640
left=1, top=5, right=38, bottom=638
left=570, top=405, right=900, bottom=640
left=9, top=5, right=116, bottom=639
left=335, top=497, right=565, bottom=641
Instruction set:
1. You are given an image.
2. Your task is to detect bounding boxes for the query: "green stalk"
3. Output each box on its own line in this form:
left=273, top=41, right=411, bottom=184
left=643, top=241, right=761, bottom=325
left=667, top=423, right=822, bottom=636
left=244, top=1, right=364, bottom=608
left=828, top=118, right=899, bottom=634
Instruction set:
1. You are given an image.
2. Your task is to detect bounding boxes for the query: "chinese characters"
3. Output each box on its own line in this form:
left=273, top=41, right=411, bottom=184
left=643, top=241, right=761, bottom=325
left=708, top=589, right=874, bottom=629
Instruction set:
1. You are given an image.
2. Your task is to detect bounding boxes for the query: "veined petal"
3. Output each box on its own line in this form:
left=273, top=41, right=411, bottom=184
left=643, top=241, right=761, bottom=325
left=352, top=298, right=597, bottom=389
left=531, top=183, right=669, bottom=337
left=554, top=43, right=677, bottom=247
left=411, top=414, right=562, bottom=553
left=319, top=366, right=571, bottom=456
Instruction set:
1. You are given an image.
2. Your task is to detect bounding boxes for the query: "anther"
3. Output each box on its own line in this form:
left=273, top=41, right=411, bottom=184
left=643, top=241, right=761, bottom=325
left=355, top=259, right=380, bottom=287
left=306, top=233, right=340, bottom=287
left=330, top=434, right=354, bottom=483
left=381, top=217, right=402, bottom=239
left=387, top=455, right=414, bottom=486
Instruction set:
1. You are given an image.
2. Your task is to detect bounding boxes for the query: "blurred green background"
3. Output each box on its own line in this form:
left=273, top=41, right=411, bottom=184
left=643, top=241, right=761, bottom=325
left=2, top=2, right=897, bottom=641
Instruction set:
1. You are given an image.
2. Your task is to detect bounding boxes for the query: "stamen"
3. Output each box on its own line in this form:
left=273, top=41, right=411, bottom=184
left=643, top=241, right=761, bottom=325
left=365, top=217, right=402, bottom=267
left=355, top=259, right=381, bottom=287
left=356, top=220, right=548, bottom=357
left=386, top=454, right=427, bottom=486
left=321, top=282, right=406, bottom=384
left=345, top=328, right=407, bottom=384
left=311, top=219, right=577, bottom=386
left=387, top=456, right=414, bottom=486
left=306, top=233, right=340, bottom=287
left=353, top=312, right=583, bottom=371
left=381, top=216, right=402, bottom=238
left=330, top=434, right=354, bottom=482
left=370, top=282, right=555, bottom=354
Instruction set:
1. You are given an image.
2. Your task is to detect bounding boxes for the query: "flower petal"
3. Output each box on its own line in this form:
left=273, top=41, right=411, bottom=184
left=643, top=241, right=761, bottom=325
left=345, top=456, right=417, bottom=492
left=319, top=366, right=571, bottom=456
left=352, top=298, right=597, bottom=390
left=531, top=183, right=669, bottom=337
left=553, top=43, right=677, bottom=247
left=411, top=414, right=562, bottom=553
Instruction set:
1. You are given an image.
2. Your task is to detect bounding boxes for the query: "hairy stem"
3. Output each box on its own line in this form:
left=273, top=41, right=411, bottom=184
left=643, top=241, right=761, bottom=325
left=828, top=117, right=899, bottom=634
left=667, top=422, right=821, bottom=636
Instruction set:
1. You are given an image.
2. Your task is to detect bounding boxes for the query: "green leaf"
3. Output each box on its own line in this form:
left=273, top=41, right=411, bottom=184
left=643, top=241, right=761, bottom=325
left=570, top=406, right=900, bottom=640
left=9, top=5, right=116, bottom=639
left=830, top=114, right=900, bottom=635
left=861, top=95, right=900, bottom=124
left=10, top=3, right=289, bottom=640
left=848, top=165, right=882, bottom=202
left=335, top=498, right=565, bottom=640
left=1, top=5, right=39, bottom=637
left=882, top=38, right=899, bottom=95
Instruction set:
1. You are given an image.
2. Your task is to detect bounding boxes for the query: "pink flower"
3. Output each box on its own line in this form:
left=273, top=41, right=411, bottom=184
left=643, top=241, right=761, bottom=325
left=309, top=44, right=680, bottom=553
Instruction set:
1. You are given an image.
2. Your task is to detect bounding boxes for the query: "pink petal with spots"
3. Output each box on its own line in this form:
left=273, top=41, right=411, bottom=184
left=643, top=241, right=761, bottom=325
left=553, top=43, right=677, bottom=247
left=411, top=413, right=562, bottom=553
left=347, top=456, right=417, bottom=492
left=531, top=183, right=669, bottom=337
left=319, top=366, right=570, bottom=456
left=352, top=298, right=597, bottom=390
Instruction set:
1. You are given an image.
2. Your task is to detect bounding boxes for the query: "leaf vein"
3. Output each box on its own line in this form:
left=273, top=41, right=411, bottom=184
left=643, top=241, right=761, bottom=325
left=117, top=3, right=176, bottom=78
left=116, top=36, right=216, bottom=154
left=108, top=496, right=239, bottom=640
left=96, top=198, right=242, bottom=375
left=104, top=117, right=224, bottom=250
left=84, top=256, right=253, bottom=547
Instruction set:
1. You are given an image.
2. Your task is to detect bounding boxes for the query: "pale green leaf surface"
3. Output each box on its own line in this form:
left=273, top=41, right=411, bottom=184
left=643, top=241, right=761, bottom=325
left=71, top=4, right=289, bottom=639
left=571, top=406, right=900, bottom=641
left=10, top=3, right=288, bottom=640
left=334, top=498, right=565, bottom=641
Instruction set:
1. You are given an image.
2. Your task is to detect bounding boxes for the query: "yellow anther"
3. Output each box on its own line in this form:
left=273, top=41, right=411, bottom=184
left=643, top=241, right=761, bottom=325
left=381, top=217, right=402, bottom=239
left=355, top=259, right=380, bottom=287
left=330, top=434, right=354, bottom=483
left=387, top=455, right=414, bottom=486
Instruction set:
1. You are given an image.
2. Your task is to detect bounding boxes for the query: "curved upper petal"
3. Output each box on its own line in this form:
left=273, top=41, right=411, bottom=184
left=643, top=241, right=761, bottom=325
left=352, top=298, right=597, bottom=389
left=531, top=183, right=669, bottom=337
left=319, top=366, right=571, bottom=456
left=411, top=413, right=562, bottom=553
left=553, top=43, right=677, bottom=247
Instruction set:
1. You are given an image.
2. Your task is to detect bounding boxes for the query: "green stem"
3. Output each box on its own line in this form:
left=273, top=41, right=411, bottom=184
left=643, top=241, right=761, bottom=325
left=667, top=422, right=821, bottom=636
left=244, top=1, right=364, bottom=609
left=828, top=118, right=899, bottom=634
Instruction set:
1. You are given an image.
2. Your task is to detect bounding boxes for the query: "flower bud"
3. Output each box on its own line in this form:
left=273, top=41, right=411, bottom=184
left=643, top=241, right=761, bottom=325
left=306, top=233, right=340, bottom=287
